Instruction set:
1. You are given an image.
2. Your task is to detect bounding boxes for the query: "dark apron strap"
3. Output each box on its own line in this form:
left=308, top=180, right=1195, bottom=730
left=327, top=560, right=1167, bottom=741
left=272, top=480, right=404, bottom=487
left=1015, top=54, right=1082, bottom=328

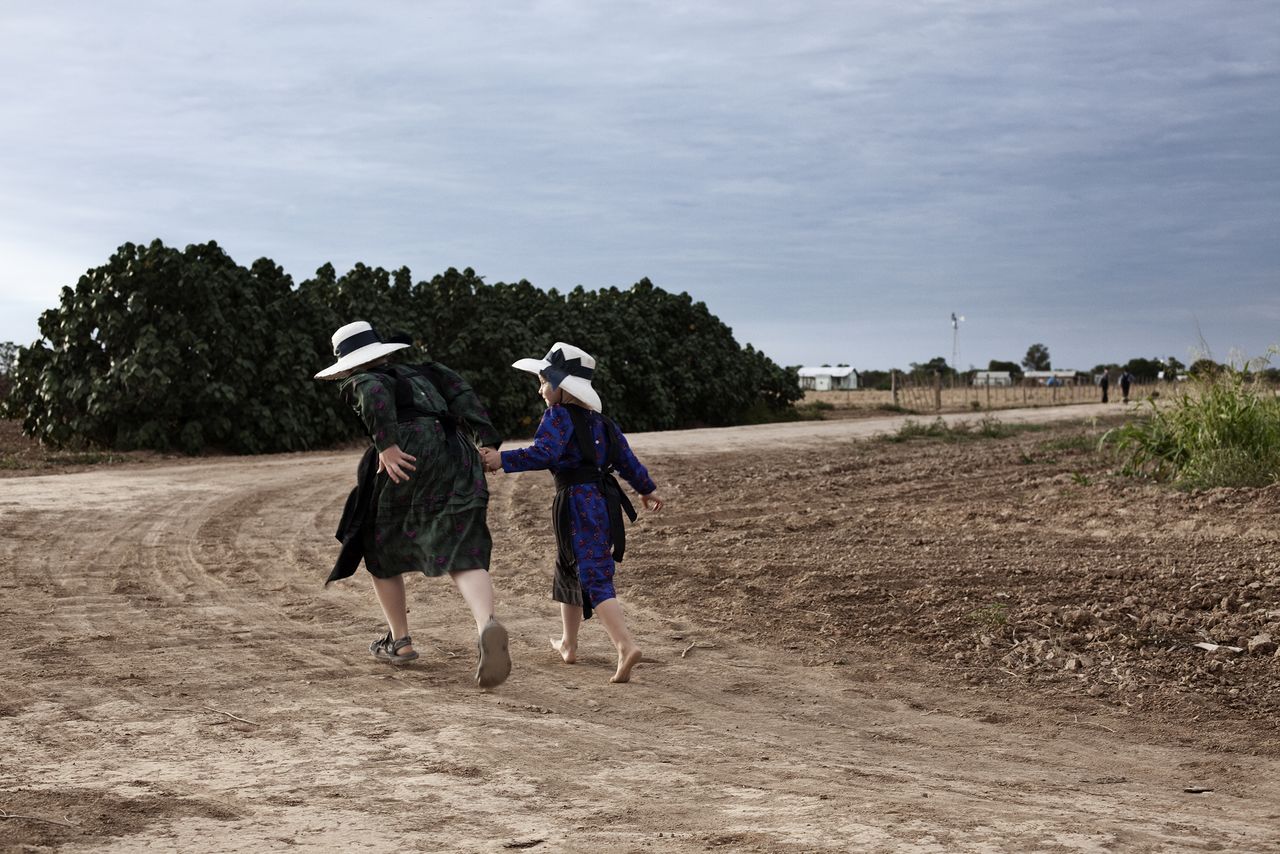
left=563, top=405, right=636, bottom=560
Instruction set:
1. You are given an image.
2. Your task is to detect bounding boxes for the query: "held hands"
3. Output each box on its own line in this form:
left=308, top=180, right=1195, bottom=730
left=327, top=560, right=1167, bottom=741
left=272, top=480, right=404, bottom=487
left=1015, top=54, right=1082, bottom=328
left=478, top=446, right=503, bottom=473
left=641, top=491, right=664, bottom=512
left=377, top=444, right=417, bottom=484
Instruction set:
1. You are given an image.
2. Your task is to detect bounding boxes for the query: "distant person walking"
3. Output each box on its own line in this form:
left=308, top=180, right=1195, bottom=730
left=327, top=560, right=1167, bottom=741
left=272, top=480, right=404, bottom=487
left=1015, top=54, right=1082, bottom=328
left=1120, top=370, right=1134, bottom=404
left=480, top=342, right=663, bottom=684
left=316, top=321, right=511, bottom=689
left=1099, top=371, right=1110, bottom=403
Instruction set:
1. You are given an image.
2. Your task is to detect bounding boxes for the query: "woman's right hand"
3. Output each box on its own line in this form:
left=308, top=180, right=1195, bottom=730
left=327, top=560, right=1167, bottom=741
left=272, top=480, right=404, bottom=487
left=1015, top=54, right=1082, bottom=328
left=478, top=447, right=503, bottom=473
left=378, top=444, right=418, bottom=483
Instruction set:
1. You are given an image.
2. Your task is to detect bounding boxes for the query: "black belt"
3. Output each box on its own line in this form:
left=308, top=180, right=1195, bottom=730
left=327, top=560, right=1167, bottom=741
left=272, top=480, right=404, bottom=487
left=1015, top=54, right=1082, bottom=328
left=553, top=465, right=637, bottom=561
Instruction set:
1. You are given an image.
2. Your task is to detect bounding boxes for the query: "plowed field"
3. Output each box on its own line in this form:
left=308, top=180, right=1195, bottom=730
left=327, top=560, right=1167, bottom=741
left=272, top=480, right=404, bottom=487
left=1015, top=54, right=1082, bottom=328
left=2, top=404, right=1278, bottom=852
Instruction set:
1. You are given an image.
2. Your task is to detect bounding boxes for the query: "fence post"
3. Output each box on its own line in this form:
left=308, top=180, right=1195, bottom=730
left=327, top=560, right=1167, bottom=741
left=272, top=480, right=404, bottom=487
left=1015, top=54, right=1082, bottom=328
left=891, top=370, right=898, bottom=408
left=934, top=371, right=942, bottom=412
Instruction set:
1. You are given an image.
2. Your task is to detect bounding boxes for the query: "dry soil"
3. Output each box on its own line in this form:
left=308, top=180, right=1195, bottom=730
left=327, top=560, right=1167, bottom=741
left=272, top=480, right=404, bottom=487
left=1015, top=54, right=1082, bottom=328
left=1, top=404, right=1277, bottom=852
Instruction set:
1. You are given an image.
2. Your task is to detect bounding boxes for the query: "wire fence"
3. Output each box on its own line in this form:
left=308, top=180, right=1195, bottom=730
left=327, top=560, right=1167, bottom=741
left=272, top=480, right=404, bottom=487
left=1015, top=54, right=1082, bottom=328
left=804, top=378, right=1187, bottom=413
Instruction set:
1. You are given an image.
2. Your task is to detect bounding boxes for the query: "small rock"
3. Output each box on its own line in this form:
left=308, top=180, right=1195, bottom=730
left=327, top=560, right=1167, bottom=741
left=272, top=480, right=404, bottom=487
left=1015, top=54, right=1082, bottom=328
left=1247, top=633, right=1276, bottom=655
left=1064, top=657, right=1082, bottom=672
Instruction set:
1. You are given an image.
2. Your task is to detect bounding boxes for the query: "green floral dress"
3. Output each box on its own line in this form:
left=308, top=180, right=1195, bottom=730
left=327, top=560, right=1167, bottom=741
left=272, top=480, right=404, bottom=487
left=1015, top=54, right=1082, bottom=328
left=340, top=362, right=501, bottom=578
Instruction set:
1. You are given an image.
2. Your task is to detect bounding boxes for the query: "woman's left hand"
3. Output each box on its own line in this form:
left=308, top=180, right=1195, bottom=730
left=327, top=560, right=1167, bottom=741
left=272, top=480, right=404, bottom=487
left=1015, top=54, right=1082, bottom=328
left=378, top=444, right=418, bottom=483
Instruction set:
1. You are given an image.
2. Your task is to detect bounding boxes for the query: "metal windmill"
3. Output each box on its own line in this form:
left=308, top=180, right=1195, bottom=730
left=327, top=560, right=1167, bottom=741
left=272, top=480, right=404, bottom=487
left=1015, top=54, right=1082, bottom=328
left=951, top=312, right=965, bottom=374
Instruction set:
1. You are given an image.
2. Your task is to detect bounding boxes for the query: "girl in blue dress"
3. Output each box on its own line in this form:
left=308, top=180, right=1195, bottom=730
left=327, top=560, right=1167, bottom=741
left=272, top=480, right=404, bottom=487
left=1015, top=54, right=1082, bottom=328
left=481, top=343, right=663, bottom=683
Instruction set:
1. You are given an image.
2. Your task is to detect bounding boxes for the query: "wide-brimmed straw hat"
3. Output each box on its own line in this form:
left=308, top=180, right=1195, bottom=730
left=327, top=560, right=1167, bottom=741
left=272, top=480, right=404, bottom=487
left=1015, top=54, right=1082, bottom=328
left=314, top=321, right=410, bottom=380
left=513, top=342, right=602, bottom=412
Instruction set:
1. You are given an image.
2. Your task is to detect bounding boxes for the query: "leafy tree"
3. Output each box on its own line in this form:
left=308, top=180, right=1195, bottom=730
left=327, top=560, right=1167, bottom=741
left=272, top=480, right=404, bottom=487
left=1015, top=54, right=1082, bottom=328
left=5, top=240, right=800, bottom=450
left=909, top=356, right=953, bottom=379
left=857, top=369, right=892, bottom=390
left=987, top=359, right=1022, bottom=378
left=1022, top=343, right=1051, bottom=371
left=1123, top=357, right=1163, bottom=383
left=4, top=240, right=339, bottom=453
left=1189, top=358, right=1220, bottom=378
left=0, top=341, right=15, bottom=402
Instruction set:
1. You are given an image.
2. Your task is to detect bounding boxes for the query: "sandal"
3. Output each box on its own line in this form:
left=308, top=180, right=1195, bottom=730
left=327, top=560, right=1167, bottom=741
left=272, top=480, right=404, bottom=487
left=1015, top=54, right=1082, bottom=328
left=475, top=618, right=511, bottom=688
left=370, top=631, right=419, bottom=665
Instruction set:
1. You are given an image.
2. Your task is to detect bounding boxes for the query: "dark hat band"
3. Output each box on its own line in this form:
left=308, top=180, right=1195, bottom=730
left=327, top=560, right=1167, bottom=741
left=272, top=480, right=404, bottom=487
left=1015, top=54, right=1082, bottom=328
left=335, top=328, right=382, bottom=357
left=542, top=347, right=594, bottom=390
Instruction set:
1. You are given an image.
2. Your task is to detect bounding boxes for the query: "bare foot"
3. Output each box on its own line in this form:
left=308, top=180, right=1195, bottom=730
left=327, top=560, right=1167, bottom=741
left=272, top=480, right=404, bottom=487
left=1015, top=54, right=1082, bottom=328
left=611, top=645, right=642, bottom=683
left=550, top=637, right=577, bottom=664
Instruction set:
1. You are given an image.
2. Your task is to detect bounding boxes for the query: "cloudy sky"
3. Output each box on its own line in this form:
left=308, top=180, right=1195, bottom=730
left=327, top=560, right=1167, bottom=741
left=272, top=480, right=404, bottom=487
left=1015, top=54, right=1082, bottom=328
left=1, top=1, right=1276, bottom=371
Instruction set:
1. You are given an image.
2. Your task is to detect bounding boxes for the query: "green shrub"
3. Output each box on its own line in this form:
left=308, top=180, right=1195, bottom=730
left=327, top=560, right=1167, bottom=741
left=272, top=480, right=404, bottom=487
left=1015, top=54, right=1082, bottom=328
left=1102, top=359, right=1280, bottom=487
left=3, top=240, right=802, bottom=452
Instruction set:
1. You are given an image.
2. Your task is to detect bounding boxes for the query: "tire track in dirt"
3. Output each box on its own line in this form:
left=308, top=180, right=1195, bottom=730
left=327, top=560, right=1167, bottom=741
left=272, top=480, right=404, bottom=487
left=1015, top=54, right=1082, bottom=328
left=2, top=411, right=1278, bottom=851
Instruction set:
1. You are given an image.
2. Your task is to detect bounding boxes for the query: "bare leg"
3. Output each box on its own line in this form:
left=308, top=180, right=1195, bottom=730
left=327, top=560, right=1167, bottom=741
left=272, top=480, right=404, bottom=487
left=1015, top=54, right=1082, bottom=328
left=449, top=568, right=495, bottom=634
left=371, top=574, right=414, bottom=656
left=552, top=603, right=582, bottom=663
left=452, top=568, right=510, bottom=688
left=592, top=598, right=641, bottom=683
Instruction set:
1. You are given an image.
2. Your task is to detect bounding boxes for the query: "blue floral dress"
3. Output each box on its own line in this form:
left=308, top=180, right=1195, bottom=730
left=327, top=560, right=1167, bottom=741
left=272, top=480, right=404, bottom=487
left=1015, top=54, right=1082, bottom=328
left=341, top=362, right=500, bottom=578
left=501, top=404, right=656, bottom=609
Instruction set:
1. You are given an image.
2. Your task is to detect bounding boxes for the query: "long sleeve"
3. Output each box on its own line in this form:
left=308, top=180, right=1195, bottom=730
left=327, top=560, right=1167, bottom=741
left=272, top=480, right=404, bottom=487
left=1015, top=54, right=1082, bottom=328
left=610, top=425, right=657, bottom=496
left=430, top=362, right=503, bottom=448
left=501, top=406, right=573, bottom=473
left=341, top=372, right=400, bottom=452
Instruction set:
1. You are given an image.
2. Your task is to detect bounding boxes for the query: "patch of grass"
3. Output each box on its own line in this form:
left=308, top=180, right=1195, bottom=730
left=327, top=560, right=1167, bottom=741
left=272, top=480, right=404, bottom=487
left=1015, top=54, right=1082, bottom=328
left=1103, top=357, right=1280, bottom=488
left=1070, top=472, right=1092, bottom=486
left=967, top=602, right=1009, bottom=630
left=738, top=401, right=808, bottom=425
left=45, top=452, right=127, bottom=466
left=792, top=400, right=835, bottom=421
left=1038, top=433, right=1097, bottom=453
left=884, top=415, right=1047, bottom=443
left=876, top=403, right=915, bottom=414
left=884, top=417, right=951, bottom=442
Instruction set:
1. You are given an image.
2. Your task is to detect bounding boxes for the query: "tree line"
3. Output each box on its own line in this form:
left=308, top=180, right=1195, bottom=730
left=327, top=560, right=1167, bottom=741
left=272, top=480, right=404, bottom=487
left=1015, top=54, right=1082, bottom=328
left=1, top=239, right=801, bottom=453
left=849, top=343, right=1249, bottom=391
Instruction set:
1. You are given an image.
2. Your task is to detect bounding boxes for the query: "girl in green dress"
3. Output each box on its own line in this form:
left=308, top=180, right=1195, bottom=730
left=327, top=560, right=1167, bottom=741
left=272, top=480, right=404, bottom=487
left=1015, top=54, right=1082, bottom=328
left=316, top=321, right=510, bottom=688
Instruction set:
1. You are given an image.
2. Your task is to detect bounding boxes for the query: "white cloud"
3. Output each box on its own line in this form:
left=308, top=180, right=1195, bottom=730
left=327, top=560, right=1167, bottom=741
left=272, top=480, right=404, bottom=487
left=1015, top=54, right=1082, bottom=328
left=0, top=0, right=1276, bottom=367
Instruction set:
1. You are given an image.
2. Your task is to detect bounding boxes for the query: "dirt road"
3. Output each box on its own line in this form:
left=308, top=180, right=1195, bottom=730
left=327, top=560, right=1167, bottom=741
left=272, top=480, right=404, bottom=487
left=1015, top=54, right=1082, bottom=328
left=2, top=405, right=1277, bottom=852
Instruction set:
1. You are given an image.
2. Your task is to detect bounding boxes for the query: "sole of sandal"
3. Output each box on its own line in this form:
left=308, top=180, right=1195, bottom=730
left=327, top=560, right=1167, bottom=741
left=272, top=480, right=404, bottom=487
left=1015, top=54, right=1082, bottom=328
left=476, top=619, right=511, bottom=688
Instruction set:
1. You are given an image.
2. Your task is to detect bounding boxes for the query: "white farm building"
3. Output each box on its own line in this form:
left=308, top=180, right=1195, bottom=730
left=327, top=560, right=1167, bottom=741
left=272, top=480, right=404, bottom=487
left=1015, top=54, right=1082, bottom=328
left=798, top=366, right=858, bottom=391
left=1023, top=370, right=1083, bottom=386
left=972, top=371, right=1014, bottom=387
